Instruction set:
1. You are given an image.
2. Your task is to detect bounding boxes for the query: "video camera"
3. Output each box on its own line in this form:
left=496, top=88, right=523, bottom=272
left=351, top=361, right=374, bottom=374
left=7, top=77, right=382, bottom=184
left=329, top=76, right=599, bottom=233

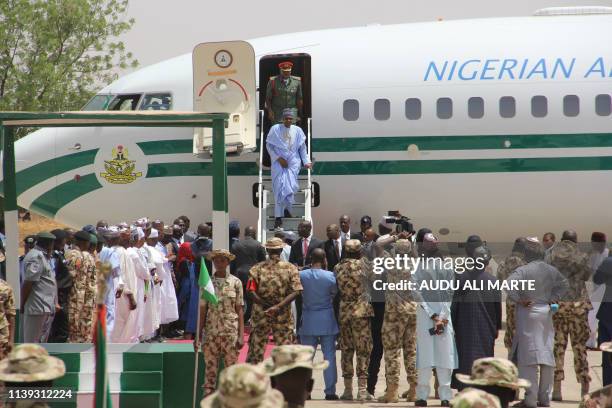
left=382, top=211, right=415, bottom=234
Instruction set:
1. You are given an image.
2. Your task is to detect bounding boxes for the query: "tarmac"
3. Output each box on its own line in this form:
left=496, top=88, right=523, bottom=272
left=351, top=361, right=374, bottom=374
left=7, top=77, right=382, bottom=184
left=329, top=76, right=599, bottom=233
left=306, top=328, right=604, bottom=407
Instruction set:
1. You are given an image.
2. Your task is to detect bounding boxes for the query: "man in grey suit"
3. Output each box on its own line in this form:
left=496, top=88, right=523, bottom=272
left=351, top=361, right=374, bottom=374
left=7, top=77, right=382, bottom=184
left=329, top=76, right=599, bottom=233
left=231, top=226, right=266, bottom=323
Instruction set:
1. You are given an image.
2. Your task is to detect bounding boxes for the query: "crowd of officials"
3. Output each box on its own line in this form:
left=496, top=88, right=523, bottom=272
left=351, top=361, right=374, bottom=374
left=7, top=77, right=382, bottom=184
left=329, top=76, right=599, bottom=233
left=0, top=214, right=612, bottom=407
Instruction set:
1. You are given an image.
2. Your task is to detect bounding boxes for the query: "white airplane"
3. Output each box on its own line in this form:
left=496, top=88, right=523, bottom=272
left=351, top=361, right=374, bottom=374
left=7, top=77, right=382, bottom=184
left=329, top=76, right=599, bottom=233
left=6, top=7, right=612, bottom=244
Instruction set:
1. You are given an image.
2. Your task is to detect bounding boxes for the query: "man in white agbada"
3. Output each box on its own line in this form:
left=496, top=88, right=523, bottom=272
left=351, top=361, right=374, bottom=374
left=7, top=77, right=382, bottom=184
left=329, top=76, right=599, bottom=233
left=412, top=232, right=457, bottom=406
left=588, top=232, right=608, bottom=349
left=144, top=229, right=166, bottom=338
left=99, top=227, right=121, bottom=338
left=126, top=227, right=150, bottom=342
left=155, top=232, right=179, bottom=326
left=110, top=228, right=140, bottom=343
left=266, top=108, right=312, bottom=229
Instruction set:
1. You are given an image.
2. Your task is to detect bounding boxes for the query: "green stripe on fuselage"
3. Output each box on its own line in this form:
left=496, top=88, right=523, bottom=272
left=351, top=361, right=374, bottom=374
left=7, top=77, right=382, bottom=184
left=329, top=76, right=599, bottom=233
left=145, top=155, right=612, bottom=177
left=137, top=133, right=612, bottom=155
left=0, top=148, right=98, bottom=197
left=29, top=173, right=102, bottom=218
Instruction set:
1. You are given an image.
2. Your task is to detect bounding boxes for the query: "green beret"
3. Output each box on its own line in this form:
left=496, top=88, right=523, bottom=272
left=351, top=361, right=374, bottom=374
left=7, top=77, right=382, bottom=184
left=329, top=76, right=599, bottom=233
left=36, top=231, right=57, bottom=240
left=89, top=234, right=98, bottom=246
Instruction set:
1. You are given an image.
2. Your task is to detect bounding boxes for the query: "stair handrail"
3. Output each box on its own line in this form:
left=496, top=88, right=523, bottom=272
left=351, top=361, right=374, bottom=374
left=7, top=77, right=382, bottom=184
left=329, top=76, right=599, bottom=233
left=257, top=109, right=265, bottom=242
left=305, top=117, right=312, bottom=224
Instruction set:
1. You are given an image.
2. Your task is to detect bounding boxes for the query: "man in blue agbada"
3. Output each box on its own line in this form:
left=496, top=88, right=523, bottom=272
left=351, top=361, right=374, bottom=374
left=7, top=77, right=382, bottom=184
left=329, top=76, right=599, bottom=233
left=266, top=108, right=312, bottom=228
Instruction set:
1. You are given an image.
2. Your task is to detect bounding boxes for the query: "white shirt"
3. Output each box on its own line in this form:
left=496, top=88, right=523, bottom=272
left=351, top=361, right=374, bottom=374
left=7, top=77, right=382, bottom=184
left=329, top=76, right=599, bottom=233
left=341, top=231, right=351, bottom=242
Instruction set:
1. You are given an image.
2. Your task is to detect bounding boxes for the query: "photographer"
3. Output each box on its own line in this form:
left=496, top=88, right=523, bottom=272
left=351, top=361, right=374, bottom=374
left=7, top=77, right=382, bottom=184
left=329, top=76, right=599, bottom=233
left=413, top=231, right=456, bottom=407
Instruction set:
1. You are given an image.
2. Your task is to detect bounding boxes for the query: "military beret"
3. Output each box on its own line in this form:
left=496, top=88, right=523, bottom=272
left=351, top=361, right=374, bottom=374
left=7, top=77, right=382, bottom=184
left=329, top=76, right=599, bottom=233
left=89, top=233, right=98, bottom=246
left=36, top=231, right=56, bottom=240
left=50, top=229, right=67, bottom=240
left=278, top=61, right=293, bottom=70
left=24, top=236, right=36, bottom=245
left=360, top=215, right=372, bottom=225
left=592, top=232, right=606, bottom=243
left=74, top=230, right=91, bottom=242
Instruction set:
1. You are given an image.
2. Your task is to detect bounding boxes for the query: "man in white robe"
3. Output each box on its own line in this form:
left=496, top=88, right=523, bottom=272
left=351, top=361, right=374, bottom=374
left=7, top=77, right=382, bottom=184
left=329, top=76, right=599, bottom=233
left=99, top=227, right=120, bottom=339
left=144, top=230, right=163, bottom=339
left=266, top=108, right=312, bottom=229
left=156, top=236, right=179, bottom=325
left=110, top=230, right=139, bottom=343
left=126, top=228, right=150, bottom=341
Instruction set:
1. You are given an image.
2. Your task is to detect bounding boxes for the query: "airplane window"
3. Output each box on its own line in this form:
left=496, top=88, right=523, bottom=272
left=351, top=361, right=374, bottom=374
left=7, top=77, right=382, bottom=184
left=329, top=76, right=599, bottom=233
left=531, top=95, right=548, bottom=118
left=140, top=93, right=173, bottom=110
left=343, top=99, right=359, bottom=121
left=437, top=98, right=452, bottom=119
left=595, top=94, right=611, bottom=116
left=82, top=94, right=113, bottom=111
left=499, top=97, right=516, bottom=118
left=468, top=97, right=484, bottom=119
left=107, top=94, right=142, bottom=111
left=374, top=99, right=390, bottom=121
left=563, top=95, right=579, bottom=117
left=405, top=98, right=421, bottom=120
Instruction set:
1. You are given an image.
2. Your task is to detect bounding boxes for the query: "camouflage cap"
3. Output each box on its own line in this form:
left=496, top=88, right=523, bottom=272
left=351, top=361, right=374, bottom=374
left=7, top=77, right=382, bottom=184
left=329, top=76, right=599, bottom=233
left=344, top=239, right=362, bottom=254
left=206, top=249, right=236, bottom=262
left=580, top=383, right=612, bottom=408
left=0, top=344, right=65, bottom=382
left=394, top=239, right=412, bottom=254
left=200, top=363, right=285, bottom=408
left=601, top=342, right=612, bottom=352
left=450, top=388, right=501, bottom=408
left=455, top=357, right=531, bottom=389
left=264, top=237, right=284, bottom=250
left=263, top=345, right=328, bottom=377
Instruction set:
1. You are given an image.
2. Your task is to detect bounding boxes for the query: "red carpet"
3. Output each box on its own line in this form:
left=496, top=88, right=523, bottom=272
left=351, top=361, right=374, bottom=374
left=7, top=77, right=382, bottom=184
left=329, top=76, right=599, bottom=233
left=166, top=331, right=275, bottom=362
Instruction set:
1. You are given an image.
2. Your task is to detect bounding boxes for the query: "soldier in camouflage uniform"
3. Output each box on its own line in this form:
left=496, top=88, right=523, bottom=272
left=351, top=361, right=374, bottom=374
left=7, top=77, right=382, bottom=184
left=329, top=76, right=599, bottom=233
left=455, top=357, right=531, bottom=408
left=0, top=279, right=15, bottom=359
left=265, top=61, right=303, bottom=123
left=200, top=363, right=285, bottom=408
left=196, top=249, right=244, bottom=396
left=547, top=230, right=592, bottom=399
left=378, top=239, right=417, bottom=403
left=246, top=238, right=302, bottom=364
left=334, top=239, right=376, bottom=401
left=81, top=233, right=98, bottom=342
left=450, top=388, right=501, bottom=408
left=0, top=344, right=66, bottom=408
left=66, top=231, right=96, bottom=343
left=497, top=237, right=527, bottom=355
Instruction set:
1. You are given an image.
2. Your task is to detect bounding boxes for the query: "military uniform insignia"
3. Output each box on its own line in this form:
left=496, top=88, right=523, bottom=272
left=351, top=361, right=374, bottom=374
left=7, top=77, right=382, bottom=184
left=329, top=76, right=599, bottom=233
left=100, top=145, right=142, bottom=184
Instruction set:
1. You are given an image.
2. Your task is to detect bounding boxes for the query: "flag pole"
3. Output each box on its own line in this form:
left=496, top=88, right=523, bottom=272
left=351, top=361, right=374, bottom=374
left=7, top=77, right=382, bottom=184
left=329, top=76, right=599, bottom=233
left=94, top=262, right=113, bottom=408
left=192, top=280, right=203, bottom=408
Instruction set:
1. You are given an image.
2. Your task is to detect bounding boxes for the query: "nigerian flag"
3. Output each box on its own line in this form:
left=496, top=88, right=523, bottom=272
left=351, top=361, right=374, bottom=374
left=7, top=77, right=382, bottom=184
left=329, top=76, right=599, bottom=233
left=199, top=257, right=218, bottom=305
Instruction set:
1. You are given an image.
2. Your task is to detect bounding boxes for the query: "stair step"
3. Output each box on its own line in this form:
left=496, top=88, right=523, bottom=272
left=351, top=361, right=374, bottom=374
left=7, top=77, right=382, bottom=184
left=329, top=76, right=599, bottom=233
left=266, top=217, right=304, bottom=231
left=264, top=191, right=307, bottom=205
left=261, top=178, right=310, bottom=190
left=266, top=204, right=305, bottom=217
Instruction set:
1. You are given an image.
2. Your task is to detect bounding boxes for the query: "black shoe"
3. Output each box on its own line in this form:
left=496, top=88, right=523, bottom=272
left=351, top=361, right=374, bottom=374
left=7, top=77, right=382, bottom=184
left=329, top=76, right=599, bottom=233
left=274, top=217, right=282, bottom=228
left=441, top=400, right=450, bottom=407
left=284, top=209, right=293, bottom=218
left=325, top=394, right=339, bottom=400
left=415, top=400, right=427, bottom=407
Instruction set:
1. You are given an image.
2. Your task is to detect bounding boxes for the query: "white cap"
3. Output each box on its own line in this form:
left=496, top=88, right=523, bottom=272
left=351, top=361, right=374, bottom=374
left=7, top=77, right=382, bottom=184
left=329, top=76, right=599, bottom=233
left=149, top=228, right=159, bottom=239
left=379, top=216, right=395, bottom=229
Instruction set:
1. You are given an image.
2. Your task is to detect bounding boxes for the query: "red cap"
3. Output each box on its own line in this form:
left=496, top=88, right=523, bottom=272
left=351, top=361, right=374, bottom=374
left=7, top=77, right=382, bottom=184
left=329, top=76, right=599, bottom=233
left=278, top=61, right=293, bottom=70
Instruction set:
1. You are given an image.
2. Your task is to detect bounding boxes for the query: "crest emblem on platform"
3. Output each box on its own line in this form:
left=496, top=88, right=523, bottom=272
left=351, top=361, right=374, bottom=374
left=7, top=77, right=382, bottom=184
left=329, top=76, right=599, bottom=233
left=99, top=145, right=142, bottom=184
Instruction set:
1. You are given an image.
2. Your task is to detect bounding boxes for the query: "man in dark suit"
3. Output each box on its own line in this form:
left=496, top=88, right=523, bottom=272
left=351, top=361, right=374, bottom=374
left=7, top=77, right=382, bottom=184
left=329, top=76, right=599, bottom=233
left=230, top=226, right=266, bottom=323
left=289, top=220, right=324, bottom=268
left=323, top=224, right=343, bottom=272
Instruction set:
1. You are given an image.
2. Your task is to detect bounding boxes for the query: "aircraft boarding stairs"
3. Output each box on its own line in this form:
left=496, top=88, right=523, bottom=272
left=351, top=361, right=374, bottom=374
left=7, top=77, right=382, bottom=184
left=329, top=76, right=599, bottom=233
left=256, top=112, right=313, bottom=243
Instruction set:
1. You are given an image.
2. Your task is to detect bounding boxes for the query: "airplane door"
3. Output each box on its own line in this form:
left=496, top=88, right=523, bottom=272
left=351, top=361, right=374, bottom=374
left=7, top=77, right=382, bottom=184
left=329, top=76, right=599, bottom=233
left=259, top=54, right=311, bottom=166
left=193, top=41, right=257, bottom=154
